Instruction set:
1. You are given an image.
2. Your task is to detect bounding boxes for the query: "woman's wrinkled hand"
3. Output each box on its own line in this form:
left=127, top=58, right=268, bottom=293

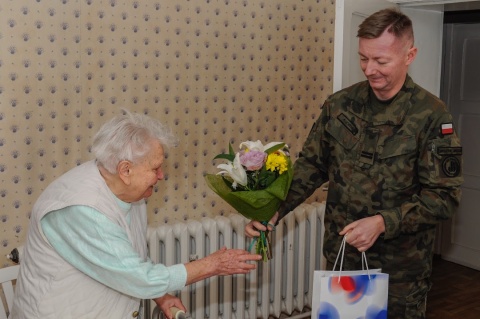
left=153, top=294, right=186, bottom=319
left=184, top=247, right=262, bottom=285
left=205, top=247, right=262, bottom=275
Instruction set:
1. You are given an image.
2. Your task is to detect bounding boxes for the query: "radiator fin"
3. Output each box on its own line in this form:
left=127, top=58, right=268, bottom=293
left=146, top=202, right=325, bottom=319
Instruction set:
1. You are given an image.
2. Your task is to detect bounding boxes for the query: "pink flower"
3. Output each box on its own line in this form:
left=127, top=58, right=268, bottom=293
left=240, top=150, right=266, bottom=171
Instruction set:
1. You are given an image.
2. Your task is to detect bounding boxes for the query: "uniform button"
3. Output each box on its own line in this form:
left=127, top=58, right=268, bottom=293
left=132, top=311, right=139, bottom=317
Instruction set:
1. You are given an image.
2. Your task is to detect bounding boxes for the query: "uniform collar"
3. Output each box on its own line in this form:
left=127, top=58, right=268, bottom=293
left=346, top=74, right=416, bottom=126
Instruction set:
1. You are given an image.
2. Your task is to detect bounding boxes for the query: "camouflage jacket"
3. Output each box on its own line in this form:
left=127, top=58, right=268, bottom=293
left=279, top=75, right=463, bottom=282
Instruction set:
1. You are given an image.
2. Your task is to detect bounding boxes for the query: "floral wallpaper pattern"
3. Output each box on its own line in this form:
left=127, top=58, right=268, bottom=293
left=0, top=0, right=334, bottom=266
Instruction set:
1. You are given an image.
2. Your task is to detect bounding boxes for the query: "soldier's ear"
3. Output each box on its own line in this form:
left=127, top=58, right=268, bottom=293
left=406, top=46, right=417, bottom=66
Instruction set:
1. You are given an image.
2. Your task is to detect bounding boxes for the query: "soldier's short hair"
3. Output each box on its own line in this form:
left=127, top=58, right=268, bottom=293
left=357, top=8, right=414, bottom=45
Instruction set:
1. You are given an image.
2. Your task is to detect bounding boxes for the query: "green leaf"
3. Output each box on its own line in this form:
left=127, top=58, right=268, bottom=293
left=260, top=175, right=277, bottom=189
left=220, top=175, right=235, bottom=191
left=228, top=143, right=235, bottom=156
left=265, top=143, right=285, bottom=154
left=213, top=153, right=235, bottom=161
left=213, top=143, right=237, bottom=161
left=258, top=169, right=277, bottom=189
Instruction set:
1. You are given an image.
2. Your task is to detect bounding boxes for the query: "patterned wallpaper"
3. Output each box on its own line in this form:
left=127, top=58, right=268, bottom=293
left=0, top=0, right=334, bottom=267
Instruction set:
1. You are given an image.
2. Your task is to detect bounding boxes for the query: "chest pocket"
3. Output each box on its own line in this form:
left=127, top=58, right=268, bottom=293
left=379, top=135, right=417, bottom=160
left=325, top=114, right=360, bottom=150
left=379, top=135, right=417, bottom=190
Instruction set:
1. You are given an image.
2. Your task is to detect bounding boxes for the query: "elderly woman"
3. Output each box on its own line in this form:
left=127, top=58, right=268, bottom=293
left=12, top=110, right=261, bottom=319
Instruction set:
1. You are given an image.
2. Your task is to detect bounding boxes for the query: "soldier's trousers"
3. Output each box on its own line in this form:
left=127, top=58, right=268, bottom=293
left=388, top=279, right=430, bottom=319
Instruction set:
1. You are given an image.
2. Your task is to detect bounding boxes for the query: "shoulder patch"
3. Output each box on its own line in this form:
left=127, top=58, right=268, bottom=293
left=442, top=156, right=461, bottom=177
left=437, top=147, right=462, bottom=156
left=431, top=141, right=462, bottom=179
left=441, top=123, right=454, bottom=135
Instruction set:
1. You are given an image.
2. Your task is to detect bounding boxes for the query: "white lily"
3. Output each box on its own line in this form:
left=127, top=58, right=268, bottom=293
left=217, top=153, right=248, bottom=188
left=239, top=140, right=283, bottom=152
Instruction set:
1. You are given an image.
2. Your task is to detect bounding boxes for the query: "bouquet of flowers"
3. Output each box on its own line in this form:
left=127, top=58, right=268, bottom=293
left=205, top=140, right=293, bottom=261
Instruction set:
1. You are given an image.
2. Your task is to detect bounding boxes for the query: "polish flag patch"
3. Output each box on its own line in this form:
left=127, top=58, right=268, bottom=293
left=441, top=123, right=453, bottom=135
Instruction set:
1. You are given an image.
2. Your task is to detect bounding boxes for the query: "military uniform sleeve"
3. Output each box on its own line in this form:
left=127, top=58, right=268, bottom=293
left=278, top=102, right=330, bottom=220
left=380, top=112, right=463, bottom=239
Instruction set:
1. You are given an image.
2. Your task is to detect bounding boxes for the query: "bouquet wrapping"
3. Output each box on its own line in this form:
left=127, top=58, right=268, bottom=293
left=205, top=140, right=293, bottom=261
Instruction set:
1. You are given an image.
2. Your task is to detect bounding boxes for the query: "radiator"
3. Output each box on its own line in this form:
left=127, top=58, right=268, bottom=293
left=145, top=202, right=326, bottom=319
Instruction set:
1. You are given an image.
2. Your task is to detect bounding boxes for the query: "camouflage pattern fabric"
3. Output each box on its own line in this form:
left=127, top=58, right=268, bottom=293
left=279, top=75, right=463, bottom=307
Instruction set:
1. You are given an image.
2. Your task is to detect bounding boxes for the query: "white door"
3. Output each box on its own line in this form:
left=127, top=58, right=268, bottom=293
left=440, top=22, right=480, bottom=270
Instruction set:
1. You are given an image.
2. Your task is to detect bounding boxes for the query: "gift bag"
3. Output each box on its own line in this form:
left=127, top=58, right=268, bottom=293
left=311, top=237, right=389, bottom=319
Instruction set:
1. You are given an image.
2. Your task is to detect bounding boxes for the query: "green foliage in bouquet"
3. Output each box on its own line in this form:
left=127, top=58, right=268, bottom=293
left=204, top=140, right=294, bottom=261
left=204, top=161, right=293, bottom=221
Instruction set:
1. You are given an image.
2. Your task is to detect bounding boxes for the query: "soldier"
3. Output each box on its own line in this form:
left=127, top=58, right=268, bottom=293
left=245, top=8, right=463, bottom=319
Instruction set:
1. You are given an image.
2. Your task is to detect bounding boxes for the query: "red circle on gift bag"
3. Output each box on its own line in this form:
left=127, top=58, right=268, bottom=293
left=339, top=276, right=355, bottom=292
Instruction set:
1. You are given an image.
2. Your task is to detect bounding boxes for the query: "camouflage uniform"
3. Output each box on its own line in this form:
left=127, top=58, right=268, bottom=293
left=279, top=75, right=463, bottom=318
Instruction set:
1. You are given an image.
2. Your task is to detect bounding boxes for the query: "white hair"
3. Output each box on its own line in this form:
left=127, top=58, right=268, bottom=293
left=91, top=109, right=178, bottom=174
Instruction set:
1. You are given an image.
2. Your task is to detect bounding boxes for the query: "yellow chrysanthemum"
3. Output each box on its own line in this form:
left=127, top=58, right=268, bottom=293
left=266, top=151, right=288, bottom=174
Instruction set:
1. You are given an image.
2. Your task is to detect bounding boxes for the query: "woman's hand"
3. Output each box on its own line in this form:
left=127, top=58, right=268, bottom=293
left=153, top=294, right=186, bottom=319
left=184, top=247, right=262, bottom=285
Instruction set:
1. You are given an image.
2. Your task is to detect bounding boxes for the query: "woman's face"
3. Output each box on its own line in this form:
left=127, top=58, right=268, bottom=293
left=125, top=140, right=165, bottom=202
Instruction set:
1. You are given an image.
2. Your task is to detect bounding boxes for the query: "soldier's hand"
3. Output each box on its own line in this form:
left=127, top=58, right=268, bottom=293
left=245, top=212, right=278, bottom=238
left=339, top=215, right=385, bottom=252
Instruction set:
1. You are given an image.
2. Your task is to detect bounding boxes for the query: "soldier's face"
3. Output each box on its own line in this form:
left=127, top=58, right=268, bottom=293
left=358, top=29, right=417, bottom=101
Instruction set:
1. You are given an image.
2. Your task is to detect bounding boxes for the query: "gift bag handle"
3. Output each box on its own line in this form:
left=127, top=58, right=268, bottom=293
left=332, top=235, right=371, bottom=281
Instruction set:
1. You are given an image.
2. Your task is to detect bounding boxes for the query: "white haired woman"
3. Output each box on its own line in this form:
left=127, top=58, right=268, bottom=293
left=12, top=110, right=261, bottom=319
